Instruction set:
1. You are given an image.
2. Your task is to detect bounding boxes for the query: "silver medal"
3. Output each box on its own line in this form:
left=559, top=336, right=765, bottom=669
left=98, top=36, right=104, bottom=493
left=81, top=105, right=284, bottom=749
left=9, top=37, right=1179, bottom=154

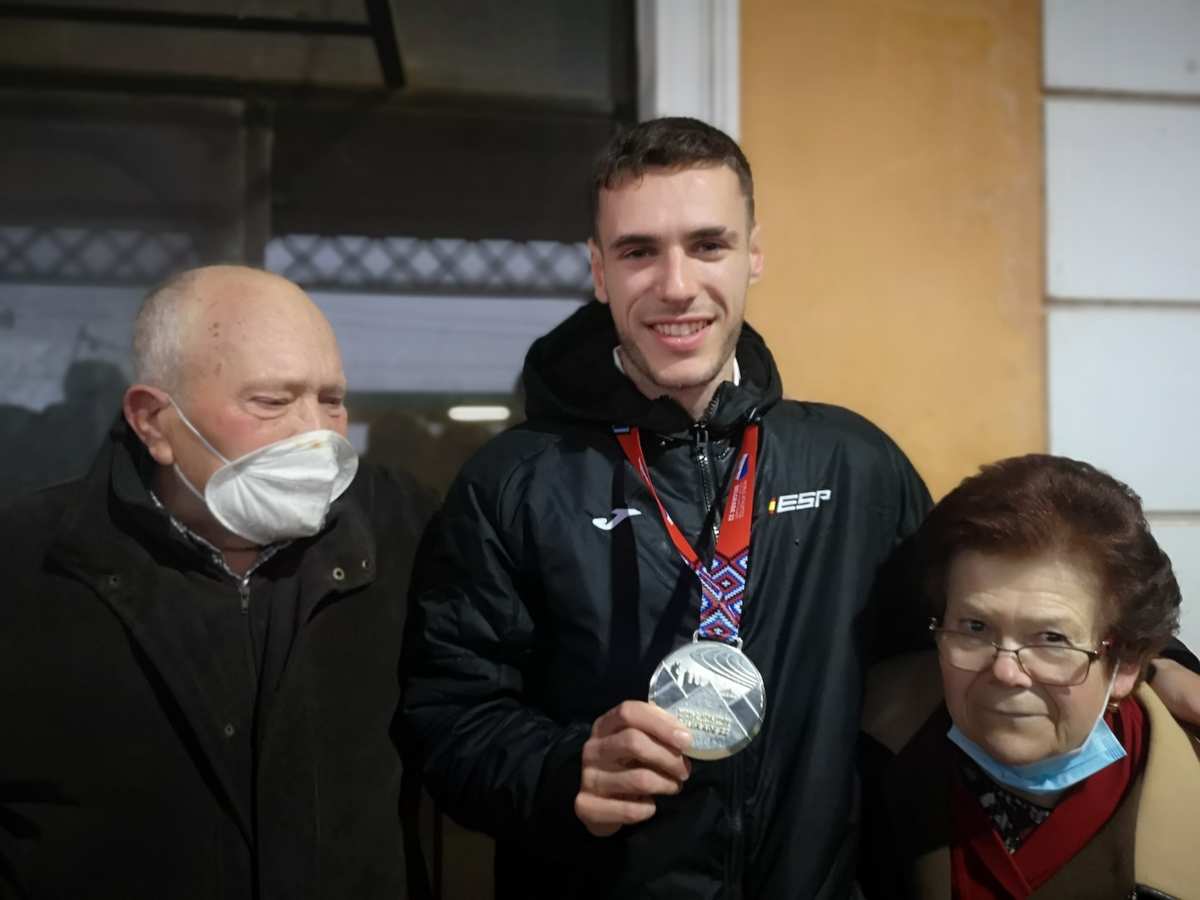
left=648, top=638, right=766, bottom=760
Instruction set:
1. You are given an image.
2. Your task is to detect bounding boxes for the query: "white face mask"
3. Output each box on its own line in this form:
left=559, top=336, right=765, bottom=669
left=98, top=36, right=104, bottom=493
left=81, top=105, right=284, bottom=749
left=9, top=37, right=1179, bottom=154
left=169, top=399, right=358, bottom=545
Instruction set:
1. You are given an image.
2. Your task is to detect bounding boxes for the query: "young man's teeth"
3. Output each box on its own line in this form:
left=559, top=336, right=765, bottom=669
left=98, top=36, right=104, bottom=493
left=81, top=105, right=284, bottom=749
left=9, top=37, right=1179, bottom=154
left=655, top=321, right=706, bottom=337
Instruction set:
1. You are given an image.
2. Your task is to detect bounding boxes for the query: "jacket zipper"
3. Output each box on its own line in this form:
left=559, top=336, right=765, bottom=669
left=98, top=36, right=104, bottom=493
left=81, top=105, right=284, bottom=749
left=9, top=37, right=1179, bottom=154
left=238, top=575, right=259, bottom=687
left=691, top=423, right=718, bottom=541
left=695, top=415, right=745, bottom=895
left=728, top=752, right=746, bottom=899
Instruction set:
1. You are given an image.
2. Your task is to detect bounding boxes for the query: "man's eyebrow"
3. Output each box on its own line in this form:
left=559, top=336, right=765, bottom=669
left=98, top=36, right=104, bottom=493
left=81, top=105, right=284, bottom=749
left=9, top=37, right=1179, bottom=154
left=687, top=226, right=738, bottom=242
left=241, top=379, right=297, bottom=392
left=242, top=379, right=346, bottom=394
left=609, top=232, right=659, bottom=251
left=608, top=226, right=739, bottom=251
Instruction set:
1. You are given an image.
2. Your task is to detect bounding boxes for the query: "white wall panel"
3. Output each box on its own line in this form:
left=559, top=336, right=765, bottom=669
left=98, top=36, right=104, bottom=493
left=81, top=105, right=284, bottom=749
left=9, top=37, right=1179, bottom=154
left=1046, top=99, right=1200, bottom=301
left=1048, top=305, right=1200, bottom=510
left=1150, top=521, right=1200, bottom=653
left=637, top=0, right=740, bottom=137
left=1045, top=0, right=1200, bottom=95
left=1045, top=2, right=1200, bottom=660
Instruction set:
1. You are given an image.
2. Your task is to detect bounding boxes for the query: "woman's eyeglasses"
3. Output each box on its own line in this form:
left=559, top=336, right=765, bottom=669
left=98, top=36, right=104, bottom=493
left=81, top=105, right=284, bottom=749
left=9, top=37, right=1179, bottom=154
left=929, top=618, right=1109, bottom=687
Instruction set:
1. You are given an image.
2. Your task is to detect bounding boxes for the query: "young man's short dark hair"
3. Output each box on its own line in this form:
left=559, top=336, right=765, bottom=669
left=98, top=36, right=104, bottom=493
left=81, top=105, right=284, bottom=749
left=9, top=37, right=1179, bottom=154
left=591, top=117, right=756, bottom=230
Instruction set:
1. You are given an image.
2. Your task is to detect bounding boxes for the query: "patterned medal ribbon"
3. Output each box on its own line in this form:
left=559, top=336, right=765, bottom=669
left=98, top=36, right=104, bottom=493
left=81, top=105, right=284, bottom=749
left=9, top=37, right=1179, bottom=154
left=613, top=423, right=760, bottom=645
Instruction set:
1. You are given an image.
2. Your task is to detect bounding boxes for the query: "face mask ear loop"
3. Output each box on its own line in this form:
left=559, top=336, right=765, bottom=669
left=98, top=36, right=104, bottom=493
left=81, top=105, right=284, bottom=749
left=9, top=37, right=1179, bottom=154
left=173, top=464, right=207, bottom=503
left=169, top=397, right=232, bottom=465
left=1099, top=653, right=1121, bottom=718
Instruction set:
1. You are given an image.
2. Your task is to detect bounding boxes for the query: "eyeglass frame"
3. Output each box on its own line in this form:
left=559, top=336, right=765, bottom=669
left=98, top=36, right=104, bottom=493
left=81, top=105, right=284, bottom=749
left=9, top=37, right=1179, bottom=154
left=928, top=617, right=1111, bottom=687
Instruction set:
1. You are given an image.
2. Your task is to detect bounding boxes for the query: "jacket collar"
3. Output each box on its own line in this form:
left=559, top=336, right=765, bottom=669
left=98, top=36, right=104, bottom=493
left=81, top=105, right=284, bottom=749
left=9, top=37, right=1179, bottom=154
left=49, top=418, right=176, bottom=584
left=50, top=418, right=376, bottom=605
left=1130, top=683, right=1200, bottom=896
left=522, top=301, right=782, bottom=438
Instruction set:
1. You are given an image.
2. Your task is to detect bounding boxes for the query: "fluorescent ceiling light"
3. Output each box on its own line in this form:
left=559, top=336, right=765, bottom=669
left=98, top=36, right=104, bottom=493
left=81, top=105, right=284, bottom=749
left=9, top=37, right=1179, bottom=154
left=448, top=405, right=511, bottom=422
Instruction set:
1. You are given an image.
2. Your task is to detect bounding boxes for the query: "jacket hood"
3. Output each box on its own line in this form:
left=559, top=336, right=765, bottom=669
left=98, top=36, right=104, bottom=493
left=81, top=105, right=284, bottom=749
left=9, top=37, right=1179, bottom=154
left=522, top=301, right=783, bottom=436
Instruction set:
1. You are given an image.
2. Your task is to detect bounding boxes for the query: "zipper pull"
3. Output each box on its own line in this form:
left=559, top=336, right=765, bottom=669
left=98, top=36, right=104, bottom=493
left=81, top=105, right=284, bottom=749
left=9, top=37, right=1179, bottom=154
left=238, top=579, right=250, bottom=614
left=691, top=423, right=710, bottom=460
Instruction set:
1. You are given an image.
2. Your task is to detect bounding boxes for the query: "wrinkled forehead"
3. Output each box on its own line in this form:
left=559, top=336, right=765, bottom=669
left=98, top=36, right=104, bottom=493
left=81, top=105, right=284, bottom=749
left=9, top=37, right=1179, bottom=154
left=179, top=287, right=345, bottom=394
left=945, top=549, right=1106, bottom=632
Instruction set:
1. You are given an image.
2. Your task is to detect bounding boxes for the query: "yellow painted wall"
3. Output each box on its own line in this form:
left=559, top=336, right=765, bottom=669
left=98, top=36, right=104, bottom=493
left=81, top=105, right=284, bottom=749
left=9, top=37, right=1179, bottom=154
left=742, top=0, right=1044, bottom=499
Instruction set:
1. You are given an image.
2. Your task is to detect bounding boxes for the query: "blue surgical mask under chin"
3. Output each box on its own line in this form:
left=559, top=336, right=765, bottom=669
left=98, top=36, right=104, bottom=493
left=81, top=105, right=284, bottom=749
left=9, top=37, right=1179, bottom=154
left=947, top=672, right=1126, bottom=796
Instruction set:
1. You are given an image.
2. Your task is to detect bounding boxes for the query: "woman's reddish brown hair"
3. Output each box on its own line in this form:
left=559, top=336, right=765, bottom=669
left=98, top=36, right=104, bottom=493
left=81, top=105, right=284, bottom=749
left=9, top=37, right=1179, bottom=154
left=917, top=454, right=1180, bottom=665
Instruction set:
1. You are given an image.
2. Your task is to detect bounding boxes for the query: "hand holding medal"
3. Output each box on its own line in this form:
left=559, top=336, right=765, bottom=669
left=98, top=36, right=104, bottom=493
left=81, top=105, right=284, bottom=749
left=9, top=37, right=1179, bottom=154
left=575, top=700, right=694, bottom=837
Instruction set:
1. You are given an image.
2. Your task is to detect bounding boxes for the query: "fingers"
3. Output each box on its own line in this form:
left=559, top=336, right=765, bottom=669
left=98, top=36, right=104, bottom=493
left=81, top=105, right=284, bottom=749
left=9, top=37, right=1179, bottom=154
left=593, top=700, right=692, bottom=742
left=574, top=792, right=656, bottom=837
left=575, top=700, right=694, bottom=838
left=582, top=720, right=692, bottom=783
left=580, top=762, right=684, bottom=799
left=593, top=700, right=692, bottom=751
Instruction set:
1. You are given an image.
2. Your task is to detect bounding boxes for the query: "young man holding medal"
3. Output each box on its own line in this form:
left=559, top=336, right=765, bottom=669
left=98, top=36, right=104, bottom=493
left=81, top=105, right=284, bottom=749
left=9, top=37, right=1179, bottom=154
left=400, top=118, right=1200, bottom=899
left=402, top=117, right=926, bottom=898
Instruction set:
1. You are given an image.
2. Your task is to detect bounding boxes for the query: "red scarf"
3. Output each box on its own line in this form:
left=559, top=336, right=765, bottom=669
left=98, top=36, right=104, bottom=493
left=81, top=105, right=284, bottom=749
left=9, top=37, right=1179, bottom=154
left=949, top=697, right=1147, bottom=899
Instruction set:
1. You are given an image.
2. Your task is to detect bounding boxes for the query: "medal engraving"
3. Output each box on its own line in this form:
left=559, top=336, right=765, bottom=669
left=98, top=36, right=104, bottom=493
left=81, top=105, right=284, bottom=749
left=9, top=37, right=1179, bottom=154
left=649, top=641, right=766, bottom=760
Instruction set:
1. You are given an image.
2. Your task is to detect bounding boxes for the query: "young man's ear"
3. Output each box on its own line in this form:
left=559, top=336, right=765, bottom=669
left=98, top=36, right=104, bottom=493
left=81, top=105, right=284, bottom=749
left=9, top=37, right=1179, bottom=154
left=588, top=239, right=609, bottom=304
left=748, top=225, right=765, bottom=285
left=123, top=385, right=175, bottom=467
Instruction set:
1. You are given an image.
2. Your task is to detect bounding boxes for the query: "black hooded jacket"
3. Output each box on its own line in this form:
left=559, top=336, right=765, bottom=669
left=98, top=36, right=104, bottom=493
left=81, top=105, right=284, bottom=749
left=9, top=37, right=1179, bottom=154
left=402, top=301, right=932, bottom=899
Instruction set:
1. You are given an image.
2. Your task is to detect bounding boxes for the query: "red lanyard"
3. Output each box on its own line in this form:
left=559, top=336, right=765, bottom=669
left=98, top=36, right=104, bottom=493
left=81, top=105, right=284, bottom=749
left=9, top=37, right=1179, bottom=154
left=613, top=423, right=759, bottom=644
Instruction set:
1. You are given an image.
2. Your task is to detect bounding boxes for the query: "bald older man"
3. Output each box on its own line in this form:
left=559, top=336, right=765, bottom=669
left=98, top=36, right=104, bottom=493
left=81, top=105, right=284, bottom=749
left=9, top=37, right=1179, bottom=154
left=0, top=266, right=433, bottom=899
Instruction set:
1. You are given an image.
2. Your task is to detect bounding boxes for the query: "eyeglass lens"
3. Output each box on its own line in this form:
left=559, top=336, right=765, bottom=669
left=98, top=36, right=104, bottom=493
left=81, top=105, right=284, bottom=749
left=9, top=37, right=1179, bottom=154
left=935, top=631, right=1093, bottom=686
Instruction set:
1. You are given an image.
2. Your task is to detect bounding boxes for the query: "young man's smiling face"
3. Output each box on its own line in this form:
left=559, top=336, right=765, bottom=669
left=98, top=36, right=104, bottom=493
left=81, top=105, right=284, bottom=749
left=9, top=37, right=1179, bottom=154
left=589, top=164, right=763, bottom=417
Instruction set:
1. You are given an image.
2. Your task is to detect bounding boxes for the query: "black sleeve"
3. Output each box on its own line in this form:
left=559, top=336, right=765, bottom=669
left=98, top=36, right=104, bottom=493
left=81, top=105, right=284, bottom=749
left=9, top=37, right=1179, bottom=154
left=866, top=435, right=934, bottom=665
left=1161, top=637, right=1200, bottom=674
left=855, top=734, right=912, bottom=900
left=398, top=458, right=593, bottom=860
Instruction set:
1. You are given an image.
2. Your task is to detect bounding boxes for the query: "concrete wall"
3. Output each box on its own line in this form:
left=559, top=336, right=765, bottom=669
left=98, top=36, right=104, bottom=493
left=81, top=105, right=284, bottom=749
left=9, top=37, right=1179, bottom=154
left=1043, top=0, right=1200, bottom=650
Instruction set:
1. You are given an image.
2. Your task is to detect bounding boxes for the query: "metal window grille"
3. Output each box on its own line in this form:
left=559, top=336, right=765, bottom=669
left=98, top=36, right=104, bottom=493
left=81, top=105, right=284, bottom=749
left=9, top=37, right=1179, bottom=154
left=0, top=226, right=199, bottom=285
left=265, top=234, right=593, bottom=297
left=0, top=226, right=595, bottom=299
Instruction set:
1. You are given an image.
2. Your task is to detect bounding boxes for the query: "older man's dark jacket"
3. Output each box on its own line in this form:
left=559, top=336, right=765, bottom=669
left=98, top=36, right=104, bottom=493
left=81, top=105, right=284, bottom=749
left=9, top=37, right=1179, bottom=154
left=0, top=421, right=432, bottom=899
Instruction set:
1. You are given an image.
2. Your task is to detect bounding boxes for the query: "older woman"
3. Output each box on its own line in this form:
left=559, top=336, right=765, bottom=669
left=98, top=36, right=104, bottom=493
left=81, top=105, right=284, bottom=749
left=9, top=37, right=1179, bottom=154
left=860, top=454, right=1200, bottom=900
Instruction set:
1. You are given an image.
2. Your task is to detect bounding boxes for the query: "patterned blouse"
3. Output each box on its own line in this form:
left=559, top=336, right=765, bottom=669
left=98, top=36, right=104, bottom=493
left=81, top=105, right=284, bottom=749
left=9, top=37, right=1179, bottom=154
left=959, top=755, right=1053, bottom=853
